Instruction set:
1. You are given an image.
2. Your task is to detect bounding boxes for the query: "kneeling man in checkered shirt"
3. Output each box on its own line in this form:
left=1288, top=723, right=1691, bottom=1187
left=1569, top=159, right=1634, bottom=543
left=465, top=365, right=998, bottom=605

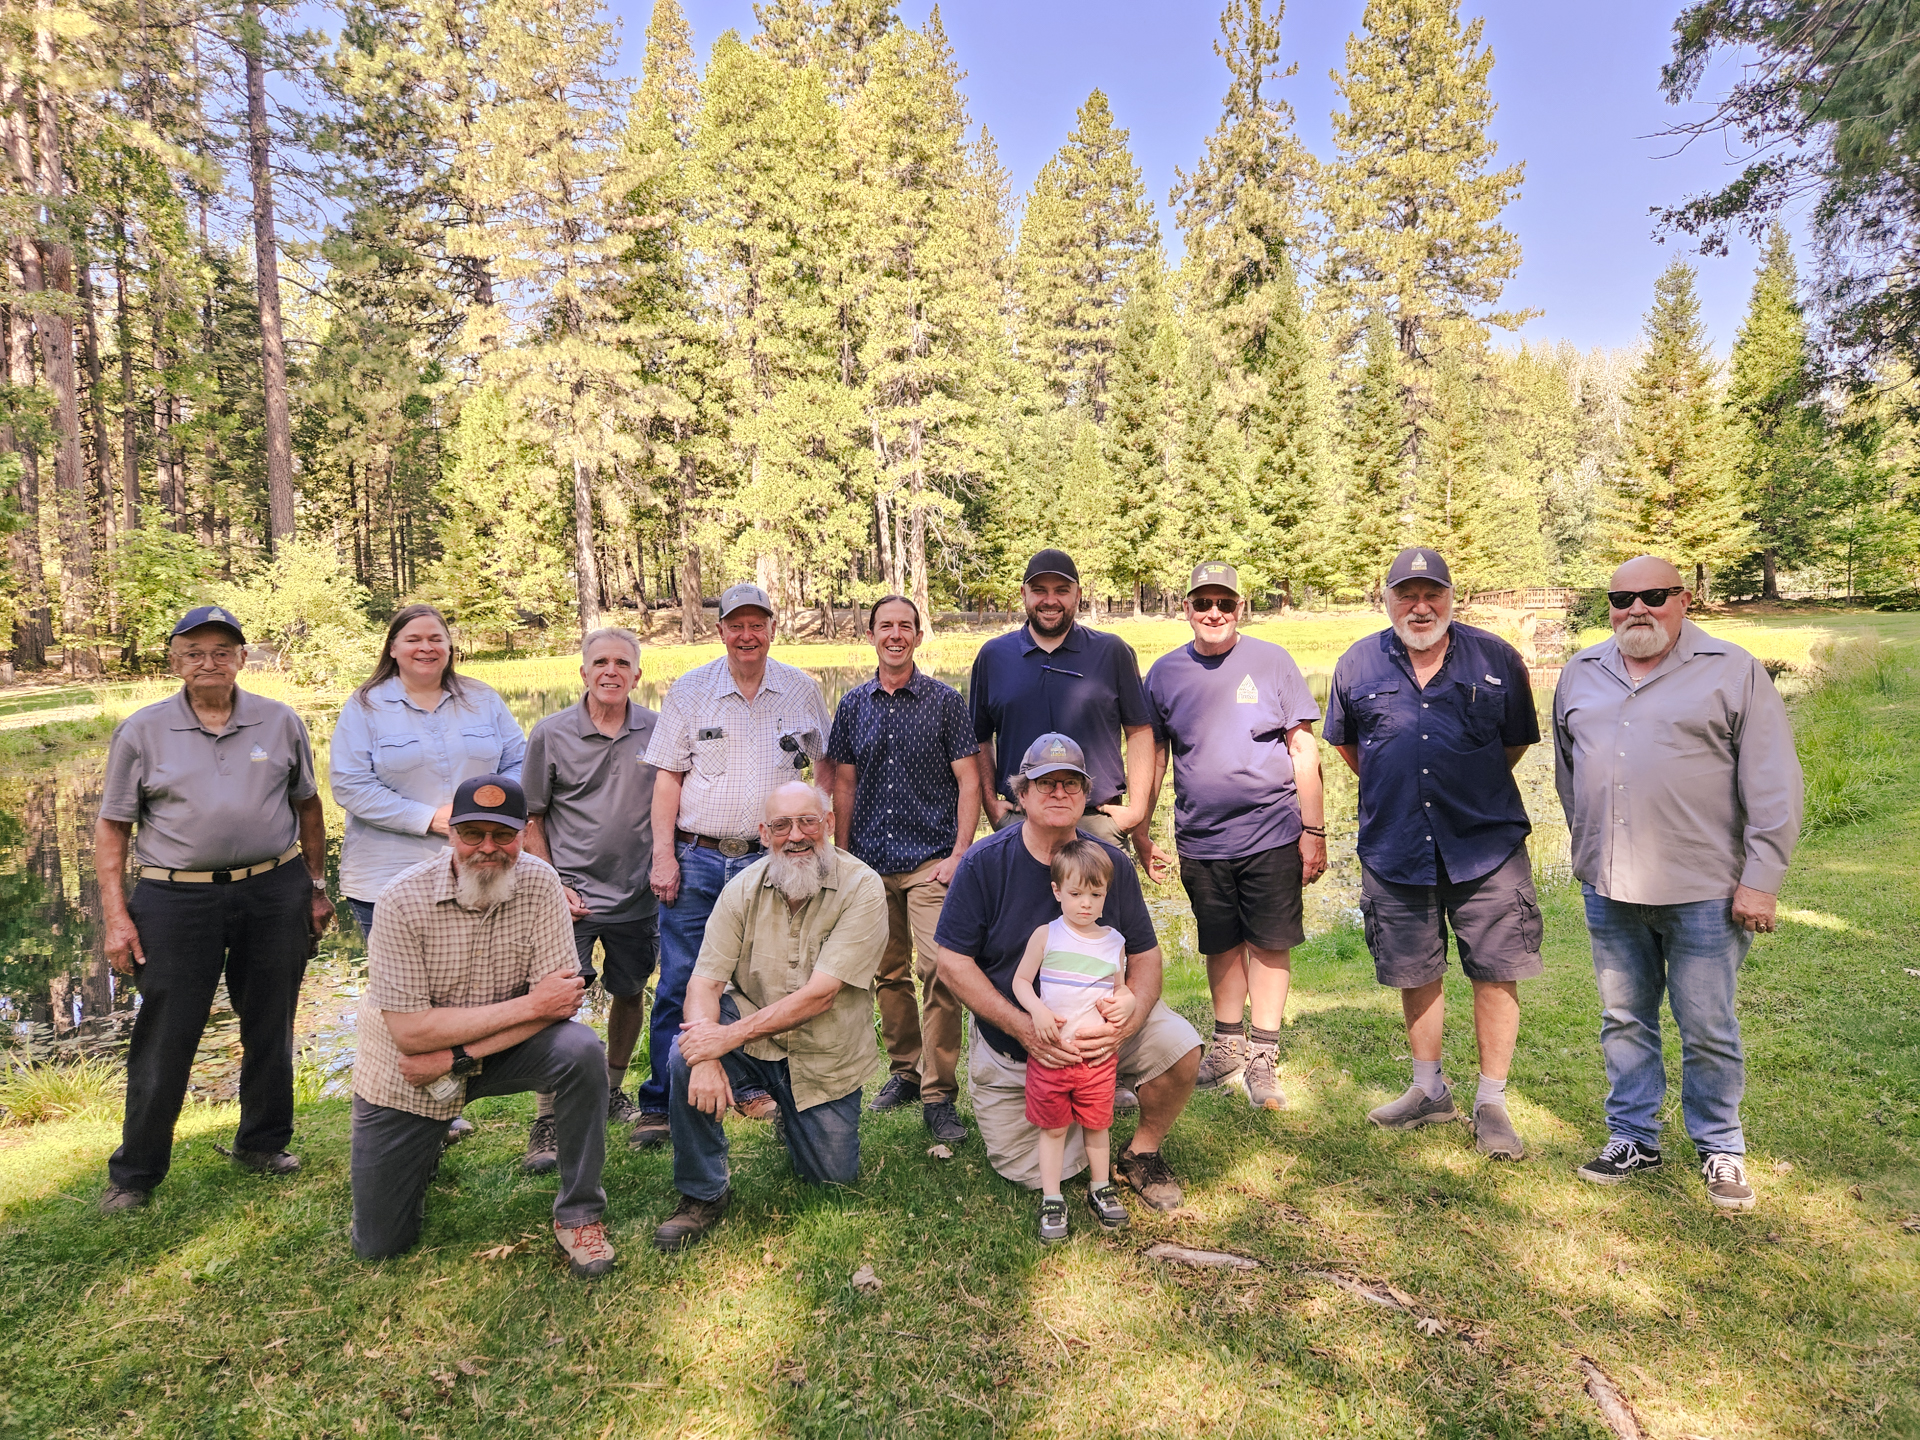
left=348, top=774, right=616, bottom=1278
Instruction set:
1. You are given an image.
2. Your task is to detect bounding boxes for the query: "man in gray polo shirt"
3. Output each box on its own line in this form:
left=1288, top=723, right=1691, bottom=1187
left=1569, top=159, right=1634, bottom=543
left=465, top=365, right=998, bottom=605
left=93, top=606, right=334, bottom=1213
left=520, top=627, right=662, bottom=1167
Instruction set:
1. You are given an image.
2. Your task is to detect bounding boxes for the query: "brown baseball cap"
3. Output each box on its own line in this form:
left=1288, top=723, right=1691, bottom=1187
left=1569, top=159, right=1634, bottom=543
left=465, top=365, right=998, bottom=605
left=1186, top=561, right=1241, bottom=596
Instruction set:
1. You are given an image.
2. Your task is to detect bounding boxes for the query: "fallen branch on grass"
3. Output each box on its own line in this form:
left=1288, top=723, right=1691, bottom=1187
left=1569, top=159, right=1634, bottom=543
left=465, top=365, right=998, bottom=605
left=1143, top=1243, right=1261, bottom=1270
left=1301, top=1270, right=1410, bottom=1310
left=1576, top=1356, right=1644, bottom=1440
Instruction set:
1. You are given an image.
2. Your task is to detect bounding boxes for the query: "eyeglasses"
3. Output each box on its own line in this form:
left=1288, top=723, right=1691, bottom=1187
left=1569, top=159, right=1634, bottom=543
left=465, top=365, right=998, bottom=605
left=176, top=648, right=239, bottom=667
left=766, top=814, right=826, bottom=836
left=1029, top=776, right=1085, bottom=795
left=453, top=824, right=516, bottom=845
left=1187, top=597, right=1237, bottom=613
left=1607, top=586, right=1684, bottom=610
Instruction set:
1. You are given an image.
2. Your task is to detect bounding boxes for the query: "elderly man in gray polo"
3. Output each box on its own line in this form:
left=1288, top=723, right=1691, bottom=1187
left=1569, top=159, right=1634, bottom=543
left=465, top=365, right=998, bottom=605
left=1554, top=555, right=1804, bottom=1211
left=93, top=606, right=333, bottom=1213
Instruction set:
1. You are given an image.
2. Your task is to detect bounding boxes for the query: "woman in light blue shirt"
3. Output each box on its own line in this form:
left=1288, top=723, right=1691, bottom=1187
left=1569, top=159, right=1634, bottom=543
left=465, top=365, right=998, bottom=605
left=330, top=604, right=525, bottom=935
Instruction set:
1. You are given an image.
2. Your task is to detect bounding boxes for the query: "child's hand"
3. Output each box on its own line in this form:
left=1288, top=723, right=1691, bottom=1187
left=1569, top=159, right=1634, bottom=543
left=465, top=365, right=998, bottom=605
left=1030, top=1008, right=1062, bottom=1045
left=1093, top=987, right=1136, bottom=1029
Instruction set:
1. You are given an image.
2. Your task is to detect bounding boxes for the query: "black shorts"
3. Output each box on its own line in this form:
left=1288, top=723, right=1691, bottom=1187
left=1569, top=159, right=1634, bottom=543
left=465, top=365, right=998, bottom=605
left=573, top=914, right=659, bottom=999
left=1178, top=841, right=1306, bottom=956
left=1358, top=844, right=1543, bottom=989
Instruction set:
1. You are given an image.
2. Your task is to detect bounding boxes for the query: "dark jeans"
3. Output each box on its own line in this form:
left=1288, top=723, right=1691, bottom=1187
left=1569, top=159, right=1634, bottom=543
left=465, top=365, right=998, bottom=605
left=645, top=839, right=764, bottom=1112
left=668, top=995, right=862, bottom=1200
left=346, top=897, right=377, bottom=940
left=350, top=1019, right=608, bottom=1259
left=109, top=862, right=312, bottom=1192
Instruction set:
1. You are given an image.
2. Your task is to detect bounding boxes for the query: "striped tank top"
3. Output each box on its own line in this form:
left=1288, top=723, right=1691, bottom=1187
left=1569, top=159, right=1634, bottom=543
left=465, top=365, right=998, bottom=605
left=1038, top=916, right=1127, bottom=1040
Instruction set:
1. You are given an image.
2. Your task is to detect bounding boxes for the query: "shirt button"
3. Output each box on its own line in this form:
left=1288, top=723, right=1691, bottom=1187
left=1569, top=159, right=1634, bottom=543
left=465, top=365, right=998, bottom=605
left=1422, top=768, right=1428, bottom=774
left=1421, top=734, right=1427, bottom=739
left=1422, top=703, right=1429, bottom=709
left=1424, top=801, right=1431, bottom=807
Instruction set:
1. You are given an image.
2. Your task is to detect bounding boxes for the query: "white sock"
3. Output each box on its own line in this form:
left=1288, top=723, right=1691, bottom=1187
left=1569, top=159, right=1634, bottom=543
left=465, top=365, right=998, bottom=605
left=1412, top=1059, right=1447, bottom=1100
left=1475, top=1073, right=1508, bottom=1111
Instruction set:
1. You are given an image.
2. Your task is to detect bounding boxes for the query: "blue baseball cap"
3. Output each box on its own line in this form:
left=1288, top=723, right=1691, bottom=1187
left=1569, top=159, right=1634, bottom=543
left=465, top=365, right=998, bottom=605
left=170, top=605, right=246, bottom=644
left=1386, top=547, right=1452, bottom=590
left=1018, top=732, right=1090, bottom=782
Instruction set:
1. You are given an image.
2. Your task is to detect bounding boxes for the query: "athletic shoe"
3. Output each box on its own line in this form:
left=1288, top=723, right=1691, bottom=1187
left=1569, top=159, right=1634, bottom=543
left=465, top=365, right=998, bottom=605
left=628, top=1110, right=671, bottom=1150
left=1196, top=1030, right=1249, bottom=1090
left=1366, top=1085, right=1459, bottom=1130
left=1575, top=1137, right=1662, bottom=1185
left=1085, top=1181, right=1130, bottom=1231
left=1113, top=1148, right=1183, bottom=1212
left=553, top=1219, right=616, bottom=1279
left=1471, top=1101, right=1525, bottom=1160
left=1037, top=1196, right=1069, bottom=1244
left=653, top=1190, right=731, bottom=1252
left=607, top=1088, right=641, bottom=1125
left=1112, top=1085, right=1140, bottom=1115
left=923, top=1100, right=968, bottom=1144
left=868, top=1074, right=920, bottom=1111
left=523, top=1115, right=559, bottom=1175
left=99, top=1184, right=149, bottom=1214
left=1703, top=1153, right=1757, bottom=1211
left=733, top=1092, right=780, bottom=1122
left=1244, top=1045, right=1286, bottom=1111
left=231, top=1148, right=301, bottom=1175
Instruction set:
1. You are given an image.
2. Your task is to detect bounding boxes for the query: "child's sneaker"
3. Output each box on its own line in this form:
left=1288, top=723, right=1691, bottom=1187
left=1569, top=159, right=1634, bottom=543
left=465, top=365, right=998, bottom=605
left=1037, top=1196, right=1069, bottom=1244
left=1085, top=1181, right=1129, bottom=1230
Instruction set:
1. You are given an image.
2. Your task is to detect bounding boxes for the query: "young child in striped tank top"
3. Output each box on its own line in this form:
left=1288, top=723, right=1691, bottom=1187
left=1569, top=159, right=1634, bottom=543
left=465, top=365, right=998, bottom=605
left=1012, top=839, right=1134, bottom=1243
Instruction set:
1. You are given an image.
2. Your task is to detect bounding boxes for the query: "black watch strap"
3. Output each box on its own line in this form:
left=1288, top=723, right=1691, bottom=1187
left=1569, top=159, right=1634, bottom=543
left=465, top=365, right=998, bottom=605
left=450, top=1044, right=477, bottom=1076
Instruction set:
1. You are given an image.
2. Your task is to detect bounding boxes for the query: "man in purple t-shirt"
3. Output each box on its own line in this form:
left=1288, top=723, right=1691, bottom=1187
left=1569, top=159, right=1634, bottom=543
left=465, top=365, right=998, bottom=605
left=1134, top=562, right=1327, bottom=1111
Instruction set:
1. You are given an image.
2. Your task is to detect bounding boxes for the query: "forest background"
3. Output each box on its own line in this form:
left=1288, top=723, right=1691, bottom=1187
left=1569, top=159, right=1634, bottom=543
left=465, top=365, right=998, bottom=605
left=2, top=0, right=1918, bottom=678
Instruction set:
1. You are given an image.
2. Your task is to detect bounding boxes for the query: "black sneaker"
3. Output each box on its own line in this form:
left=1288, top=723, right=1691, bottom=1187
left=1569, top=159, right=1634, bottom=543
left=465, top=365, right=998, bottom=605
left=607, top=1089, right=641, bottom=1126
left=523, top=1115, right=559, bottom=1175
left=1702, top=1153, right=1756, bottom=1211
left=231, top=1148, right=301, bottom=1175
left=1086, top=1181, right=1130, bottom=1231
left=923, top=1100, right=968, bottom=1144
left=1576, top=1137, right=1662, bottom=1185
left=869, top=1074, right=921, bottom=1111
left=1037, top=1196, right=1069, bottom=1244
left=99, top=1184, right=149, bottom=1214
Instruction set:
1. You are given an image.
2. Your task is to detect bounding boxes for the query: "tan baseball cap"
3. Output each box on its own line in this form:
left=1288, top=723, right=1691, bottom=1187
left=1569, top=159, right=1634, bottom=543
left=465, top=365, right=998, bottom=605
left=1186, top=561, right=1241, bottom=596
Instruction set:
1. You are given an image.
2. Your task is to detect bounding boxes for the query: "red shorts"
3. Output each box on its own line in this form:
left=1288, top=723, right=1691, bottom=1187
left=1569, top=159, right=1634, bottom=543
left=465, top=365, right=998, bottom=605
left=1024, top=1053, right=1120, bottom=1130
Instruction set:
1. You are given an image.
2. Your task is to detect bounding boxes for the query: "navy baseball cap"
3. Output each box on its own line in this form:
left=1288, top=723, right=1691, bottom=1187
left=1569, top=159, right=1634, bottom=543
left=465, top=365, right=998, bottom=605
left=1023, top=548, right=1079, bottom=584
left=1018, top=732, right=1090, bottom=782
left=449, top=774, right=528, bottom=831
left=1386, top=547, right=1453, bottom=590
left=170, top=605, right=246, bottom=644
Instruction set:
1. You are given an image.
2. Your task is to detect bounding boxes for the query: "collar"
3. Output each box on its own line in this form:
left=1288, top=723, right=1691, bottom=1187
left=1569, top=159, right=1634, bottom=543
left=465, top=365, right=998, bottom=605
left=1379, top=625, right=1453, bottom=682
left=573, top=695, right=644, bottom=738
left=869, top=665, right=926, bottom=697
left=375, top=674, right=453, bottom=715
left=1587, top=617, right=1724, bottom=687
left=720, top=658, right=785, bottom=701
left=167, top=685, right=262, bottom=735
left=1021, top=621, right=1084, bottom=657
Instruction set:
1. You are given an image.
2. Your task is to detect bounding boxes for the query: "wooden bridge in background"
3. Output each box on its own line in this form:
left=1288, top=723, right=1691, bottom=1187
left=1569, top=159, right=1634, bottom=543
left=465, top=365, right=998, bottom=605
left=1468, top=587, right=1578, bottom=611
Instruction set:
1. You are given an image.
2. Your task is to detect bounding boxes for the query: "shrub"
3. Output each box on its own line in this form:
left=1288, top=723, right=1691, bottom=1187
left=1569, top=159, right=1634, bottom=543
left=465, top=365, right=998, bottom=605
left=209, top=537, right=384, bottom=690
left=0, top=1056, right=124, bottom=1126
left=1795, top=637, right=1910, bottom=831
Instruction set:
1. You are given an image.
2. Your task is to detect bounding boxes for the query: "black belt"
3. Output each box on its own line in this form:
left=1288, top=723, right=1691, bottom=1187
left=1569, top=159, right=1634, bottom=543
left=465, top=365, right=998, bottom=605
left=676, top=829, right=763, bottom=858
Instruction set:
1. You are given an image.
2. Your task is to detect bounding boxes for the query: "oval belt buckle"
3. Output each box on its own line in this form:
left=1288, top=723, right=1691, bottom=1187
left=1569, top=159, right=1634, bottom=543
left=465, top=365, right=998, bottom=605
left=719, top=838, right=750, bottom=859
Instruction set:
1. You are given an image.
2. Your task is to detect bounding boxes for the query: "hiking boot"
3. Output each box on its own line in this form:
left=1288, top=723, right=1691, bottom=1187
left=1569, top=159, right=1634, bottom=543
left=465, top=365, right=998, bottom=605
left=1575, top=1138, right=1662, bottom=1185
left=1113, top=1085, right=1140, bottom=1115
left=653, top=1190, right=731, bottom=1252
left=607, top=1088, right=641, bottom=1126
left=553, top=1219, right=616, bottom=1279
left=1196, top=1030, right=1249, bottom=1090
left=869, top=1074, right=920, bottom=1111
left=923, top=1100, right=968, bottom=1145
left=1703, top=1153, right=1757, bottom=1211
left=629, top=1110, right=671, bottom=1150
left=1114, top=1147, right=1183, bottom=1212
left=1244, top=1045, right=1286, bottom=1111
left=1037, top=1196, right=1069, bottom=1244
left=1471, top=1101, right=1525, bottom=1160
left=733, top=1092, right=780, bottom=1123
left=1367, top=1085, right=1459, bottom=1130
left=232, top=1148, right=301, bottom=1175
left=99, top=1184, right=149, bottom=1214
left=523, top=1115, right=559, bottom=1175
left=444, top=1117, right=475, bottom=1149
left=1086, top=1181, right=1130, bottom=1231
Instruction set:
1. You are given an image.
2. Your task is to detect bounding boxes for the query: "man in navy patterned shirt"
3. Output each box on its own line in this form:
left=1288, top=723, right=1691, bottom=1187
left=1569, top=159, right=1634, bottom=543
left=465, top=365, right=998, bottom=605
left=829, top=596, right=981, bottom=1144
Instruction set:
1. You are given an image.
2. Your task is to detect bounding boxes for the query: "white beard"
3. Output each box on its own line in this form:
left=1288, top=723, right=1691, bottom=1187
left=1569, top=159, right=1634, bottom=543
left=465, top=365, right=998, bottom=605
left=766, top=843, right=832, bottom=904
left=1393, top=614, right=1451, bottom=653
left=454, top=854, right=520, bottom=911
left=1614, top=617, right=1672, bottom=659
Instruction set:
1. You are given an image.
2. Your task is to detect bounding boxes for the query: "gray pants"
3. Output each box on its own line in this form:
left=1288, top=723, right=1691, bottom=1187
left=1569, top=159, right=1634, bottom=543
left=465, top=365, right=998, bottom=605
left=350, top=1020, right=608, bottom=1260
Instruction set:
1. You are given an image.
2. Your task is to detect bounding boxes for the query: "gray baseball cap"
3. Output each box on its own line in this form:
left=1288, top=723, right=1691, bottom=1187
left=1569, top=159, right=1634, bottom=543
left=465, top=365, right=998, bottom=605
left=718, top=582, right=775, bottom=619
left=1018, top=731, right=1090, bottom=782
left=1186, top=561, right=1241, bottom=596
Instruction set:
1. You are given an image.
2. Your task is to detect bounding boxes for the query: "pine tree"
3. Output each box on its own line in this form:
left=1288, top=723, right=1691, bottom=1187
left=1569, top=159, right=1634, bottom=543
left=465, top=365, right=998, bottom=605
left=1245, top=250, right=1329, bottom=603
left=1164, top=329, right=1261, bottom=591
left=1059, top=419, right=1119, bottom=613
left=1100, top=274, right=1173, bottom=614
left=1487, top=345, right=1583, bottom=583
left=1340, top=312, right=1410, bottom=596
left=1611, top=260, right=1753, bottom=596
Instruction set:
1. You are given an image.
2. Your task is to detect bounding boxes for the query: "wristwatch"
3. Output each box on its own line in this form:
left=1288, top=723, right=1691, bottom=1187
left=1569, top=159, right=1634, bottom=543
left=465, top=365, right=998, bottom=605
left=311, top=876, right=328, bottom=891
left=449, top=1044, right=482, bottom=1079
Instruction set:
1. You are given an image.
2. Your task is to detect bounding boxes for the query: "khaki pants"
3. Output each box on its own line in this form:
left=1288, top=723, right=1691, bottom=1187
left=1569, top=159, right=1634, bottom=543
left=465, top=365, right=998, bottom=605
left=875, top=858, right=964, bottom=1103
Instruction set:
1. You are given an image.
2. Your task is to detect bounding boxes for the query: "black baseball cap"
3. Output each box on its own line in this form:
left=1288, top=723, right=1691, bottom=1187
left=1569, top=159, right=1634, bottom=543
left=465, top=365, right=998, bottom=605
left=170, top=605, right=246, bottom=644
left=1386, top=547, right=1453, bottom=590
left=1023, top=548, right=1079, bottom=584
left=449, top=774, right=528, bottom=831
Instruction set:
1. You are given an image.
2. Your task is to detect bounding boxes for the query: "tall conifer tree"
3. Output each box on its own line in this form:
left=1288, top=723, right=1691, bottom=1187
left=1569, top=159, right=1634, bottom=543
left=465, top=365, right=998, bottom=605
left=1341, top=313, right=1410, bottom=595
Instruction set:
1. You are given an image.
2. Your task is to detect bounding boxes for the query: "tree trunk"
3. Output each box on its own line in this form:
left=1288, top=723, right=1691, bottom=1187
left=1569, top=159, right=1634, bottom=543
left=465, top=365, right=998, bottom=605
left=241, top=1, right=295, bottom=547
left=1761, top=547, right=1779, bottom=601
left=113, top=224, right=138, bottom=531
left=77, top=260, right=112, bottom=555
left=676, top=449, right=701, bottom=643
left=572, top=452, right=601, bottom=633
left=1695, top=561, right=1708, bottom=605
left=3, top=297, right=50, bottom=668
left=1132, top=579, right=1143, bottom=620
left=906, top=418, right=930, bottom=621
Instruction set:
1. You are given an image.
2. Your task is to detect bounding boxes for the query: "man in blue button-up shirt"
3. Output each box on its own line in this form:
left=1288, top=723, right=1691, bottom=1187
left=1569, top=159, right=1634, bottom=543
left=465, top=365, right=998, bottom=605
left=829, top=596, right=980, bottom=1144
left=1325, top=548, right=1542, bottom=1161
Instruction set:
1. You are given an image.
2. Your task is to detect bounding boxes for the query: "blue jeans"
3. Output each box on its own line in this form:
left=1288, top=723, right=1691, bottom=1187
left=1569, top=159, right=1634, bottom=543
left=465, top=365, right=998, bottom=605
left=1583, top=886, right=1753, bottom=1156
left=668, top=995, right=862, bottom=1200
left=642, top=840, right=766, bottom=1113
left=347, top=898, right=377, bottom=940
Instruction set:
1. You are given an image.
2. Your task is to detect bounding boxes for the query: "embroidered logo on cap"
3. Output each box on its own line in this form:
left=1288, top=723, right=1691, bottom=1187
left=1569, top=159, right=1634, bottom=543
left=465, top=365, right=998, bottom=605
left=1045, top=739, right=1068, bottom=758
left=1409, top=554, right=1428, bottom=572
left=249, top=744, right=269, bottom=762
left=473, top=784, right=507, bottom=807
left=1236, top=675, right=1258, bottom=704
left=210, top=608, right=230, bottom=621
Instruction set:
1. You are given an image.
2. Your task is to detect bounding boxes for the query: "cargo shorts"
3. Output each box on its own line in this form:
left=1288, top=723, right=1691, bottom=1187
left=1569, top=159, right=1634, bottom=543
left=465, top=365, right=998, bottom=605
left=1358, top=842, right=1543, bottom=989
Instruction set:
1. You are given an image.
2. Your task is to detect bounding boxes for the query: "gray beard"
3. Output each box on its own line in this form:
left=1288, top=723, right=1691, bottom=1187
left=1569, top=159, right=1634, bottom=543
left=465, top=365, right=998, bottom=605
left=454, top=855, right=520, bottom=911
left=766, top=844, right=832, bottom=904
left=1393, top=615, right=1451, bottom=653
left=1614, top=617, right=1673, bottom=659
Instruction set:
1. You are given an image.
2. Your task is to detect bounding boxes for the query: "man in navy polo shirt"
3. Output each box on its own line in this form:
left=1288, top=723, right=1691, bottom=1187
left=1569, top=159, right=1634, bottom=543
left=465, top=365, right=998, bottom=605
left=968, top=549, right=1153, bottom=850
left=829, top=594, right=980, bottom=1145
left=1324, top=548, right=1541, bottom=1161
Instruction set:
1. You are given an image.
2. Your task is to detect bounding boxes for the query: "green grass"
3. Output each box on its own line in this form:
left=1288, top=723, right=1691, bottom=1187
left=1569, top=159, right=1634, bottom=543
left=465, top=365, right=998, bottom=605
left=0, top=1057, right=123, bottom=1127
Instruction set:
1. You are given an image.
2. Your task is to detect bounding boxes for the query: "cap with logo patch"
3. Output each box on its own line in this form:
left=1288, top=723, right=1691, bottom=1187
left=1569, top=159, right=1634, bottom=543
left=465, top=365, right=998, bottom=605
left=1186, top=561, right=1241, bottom=596
left=718, top=582, right=775, bottom=619
left=1022, top=548, right=1079, bottom=584
left=1385, top=547, right=1453, bottom=590
left=170, top=605, right=247, bottom=645
left=1017, top=731, right=1090, bottom=783
left=449, top=773, right=528, bottom=831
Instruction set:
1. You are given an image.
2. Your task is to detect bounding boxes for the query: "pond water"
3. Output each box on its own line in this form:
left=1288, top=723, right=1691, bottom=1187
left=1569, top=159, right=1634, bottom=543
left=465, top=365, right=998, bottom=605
left=0, top=663, right=1571, bottom=1099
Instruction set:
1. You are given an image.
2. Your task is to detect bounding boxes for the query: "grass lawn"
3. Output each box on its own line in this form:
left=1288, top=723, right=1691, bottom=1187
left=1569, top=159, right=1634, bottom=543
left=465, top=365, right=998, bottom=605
left=2, top=629, right=1917, bottom=1438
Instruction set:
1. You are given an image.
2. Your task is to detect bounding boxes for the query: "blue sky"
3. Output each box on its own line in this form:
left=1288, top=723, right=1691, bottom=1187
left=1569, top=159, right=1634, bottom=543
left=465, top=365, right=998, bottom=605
left=604, top=0, right=1780, bottom=355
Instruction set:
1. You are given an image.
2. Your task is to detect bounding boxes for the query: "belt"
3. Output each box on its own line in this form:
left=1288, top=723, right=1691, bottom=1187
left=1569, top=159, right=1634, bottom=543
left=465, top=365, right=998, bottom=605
left=675, top=828, right=763, bottom=859
left=139, top=843, right=302, bottom=885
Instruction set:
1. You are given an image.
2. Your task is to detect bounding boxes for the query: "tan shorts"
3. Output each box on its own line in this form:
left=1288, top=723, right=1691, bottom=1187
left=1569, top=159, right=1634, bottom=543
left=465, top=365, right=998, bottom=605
left=969, top=1001, right=1201, bottom=1190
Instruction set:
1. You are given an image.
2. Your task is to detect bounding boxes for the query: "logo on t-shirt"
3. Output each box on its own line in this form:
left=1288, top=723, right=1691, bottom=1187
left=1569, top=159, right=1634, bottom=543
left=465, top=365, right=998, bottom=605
left=1235, top=674, right=1258, bottom=704
left=249, top=744, right=269, bottom=763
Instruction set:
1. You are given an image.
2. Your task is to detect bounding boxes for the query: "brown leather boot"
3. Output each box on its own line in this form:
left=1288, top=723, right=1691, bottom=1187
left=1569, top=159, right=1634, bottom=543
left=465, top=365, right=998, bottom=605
left=652, top=1190, right=731, bottom=1252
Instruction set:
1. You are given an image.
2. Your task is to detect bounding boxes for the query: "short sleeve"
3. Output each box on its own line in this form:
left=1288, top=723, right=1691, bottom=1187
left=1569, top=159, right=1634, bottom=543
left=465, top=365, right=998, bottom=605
left=1322, top=660, right=1355, bottom=746
left=1497, top=643, right=1542, bottom=746
left=491, top=692, right=528, bottom=779
left=941, top=687, right=979, bottom=762
left=1103, top=850, right=1159, bottom=955
left=826, top=691, right=858, bottom=766
left=644, top=675, right=698, bottom=773
left=1278, top=653, right=1321, bottom=729
left=288, top=715, right=320, bottom=802
left=802, top=674, right=833, bottom=760
left=366, top=901, right=433, bottom=1014
left=521, top=724, right=553, bottom=814
left=99, top=720, right=145, bottom=824
left=692, top=872, right=750, bottom=983
left=968, top=650, right=994, bottom=743
left=1113, top=639, right=1151, bottom=727
left=933, top=846, right=992, bottom=957
left=814, top=866, right=886, bottom=990
left=1144, top=663, right=1173, bottom=744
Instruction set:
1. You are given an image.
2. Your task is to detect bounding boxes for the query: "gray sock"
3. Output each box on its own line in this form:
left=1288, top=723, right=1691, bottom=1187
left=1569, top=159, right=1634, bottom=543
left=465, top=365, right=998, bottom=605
left=1475, top=1073, right=1508, bottom=1111
left=1412, top=1059, right=1447, bottom=1100
left=535, top=1092, right=556, bottom=1121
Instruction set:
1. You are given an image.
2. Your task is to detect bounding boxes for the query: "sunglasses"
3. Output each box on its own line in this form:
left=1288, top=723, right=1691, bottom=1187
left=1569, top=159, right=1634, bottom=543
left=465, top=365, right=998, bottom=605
left=1187, top=596, right=1237, bottom=613
left=1607, top=586, right=1684, bottom=610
